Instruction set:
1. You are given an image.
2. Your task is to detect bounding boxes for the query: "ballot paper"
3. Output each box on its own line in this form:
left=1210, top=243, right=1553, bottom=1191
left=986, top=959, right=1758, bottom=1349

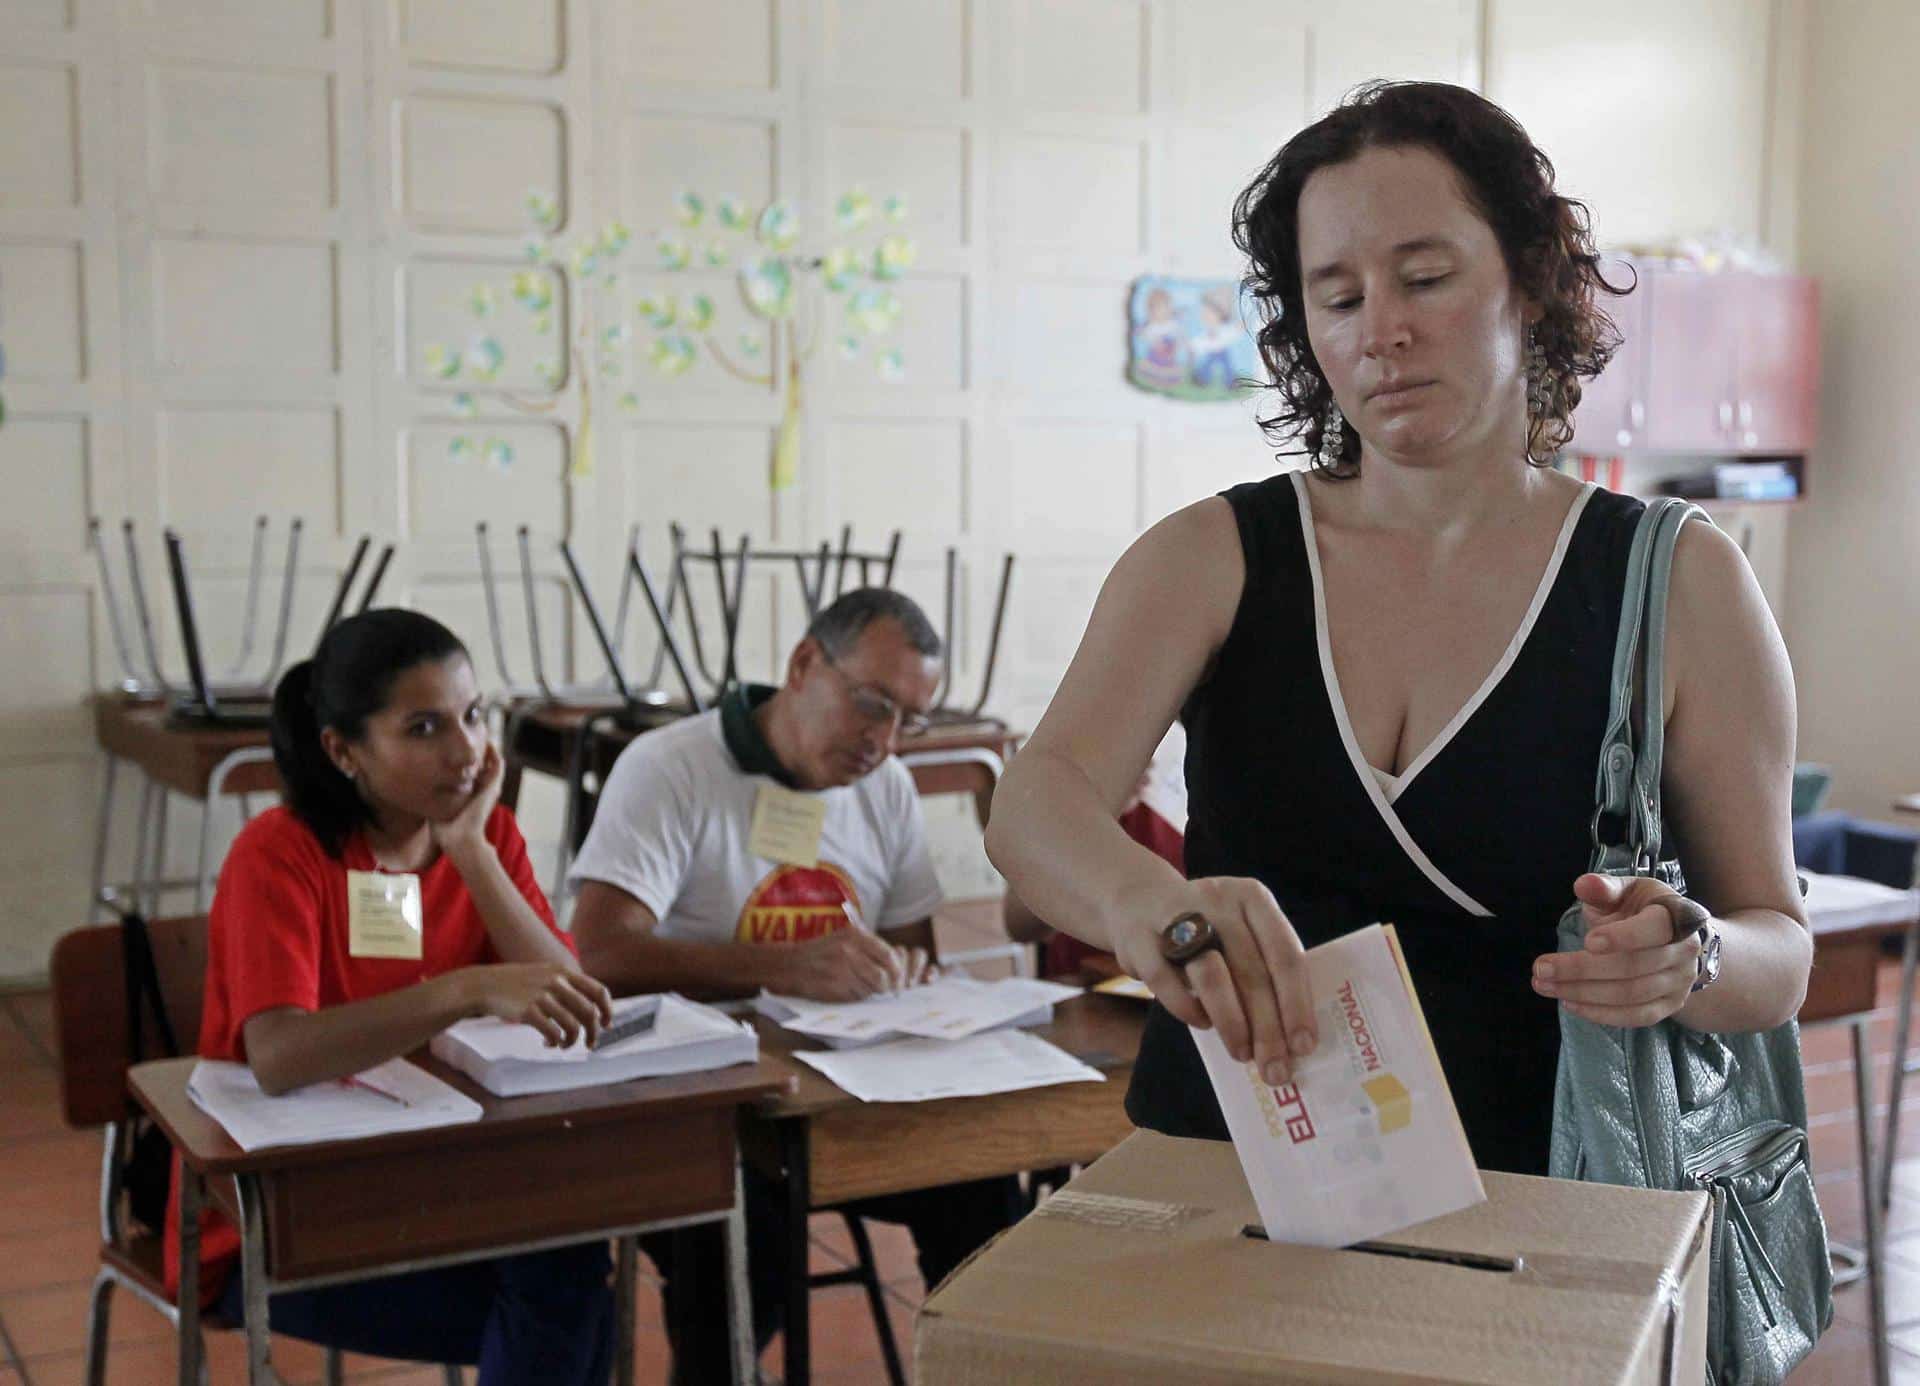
left=186, top=1057, right=483, bottom=1152
left=756, top=975, right=1082, bottom=1048
left=794, top=1029, right=1106, bottom=1103
left=1092, top=974, right=1152, bottom=1001
left=1191, top=923, right=1484, bottom=1248
left=431, top=993, right=757, bottom=1097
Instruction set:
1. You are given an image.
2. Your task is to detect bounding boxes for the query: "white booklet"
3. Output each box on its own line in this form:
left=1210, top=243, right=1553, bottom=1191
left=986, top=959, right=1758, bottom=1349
left=795, top=1028, right=1105, bottom=1103
left=1191, top=923, right=1484, bottom=1248
left=430, top=993, right=758, bottom=1097
left=756, top=975, right=1081, bottom=1049
left=186, top=1057, right=483, bottom=1152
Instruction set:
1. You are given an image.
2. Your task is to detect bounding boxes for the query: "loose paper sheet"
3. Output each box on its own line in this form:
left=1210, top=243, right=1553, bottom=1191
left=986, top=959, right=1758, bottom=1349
left=794, top=1029, right=1105, bottom=1102
left=758, top=976, right=1080, bottom=1047
left=186, top=1057, right=482, bottom=1152
left=1191, top=923, right=1484, bottom=1247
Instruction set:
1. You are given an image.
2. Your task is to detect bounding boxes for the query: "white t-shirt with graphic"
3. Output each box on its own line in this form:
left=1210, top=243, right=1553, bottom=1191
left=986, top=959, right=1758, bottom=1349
left=566, top=709, right=944, bottom=945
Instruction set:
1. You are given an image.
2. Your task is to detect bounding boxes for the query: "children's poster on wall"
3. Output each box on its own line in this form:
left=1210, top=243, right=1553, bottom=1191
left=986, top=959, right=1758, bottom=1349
left=1126, top=276, right=1261, bottom=402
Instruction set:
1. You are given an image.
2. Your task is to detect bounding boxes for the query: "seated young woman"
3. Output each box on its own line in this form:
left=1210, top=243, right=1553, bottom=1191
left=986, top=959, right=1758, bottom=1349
left=163, top=608, right=617, bottom=1385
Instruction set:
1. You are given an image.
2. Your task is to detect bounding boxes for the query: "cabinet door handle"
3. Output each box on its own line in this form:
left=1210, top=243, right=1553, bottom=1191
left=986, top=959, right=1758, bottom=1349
left=1629, top=400, right=1646, bottom=429
left=1718, top=400, right=1735, bottom=432
left=1738, top=400, right=1754, bottom=427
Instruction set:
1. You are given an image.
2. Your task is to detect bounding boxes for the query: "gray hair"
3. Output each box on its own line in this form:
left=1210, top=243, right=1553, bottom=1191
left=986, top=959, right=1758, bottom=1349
left=807, top=587, right=942, bottom=660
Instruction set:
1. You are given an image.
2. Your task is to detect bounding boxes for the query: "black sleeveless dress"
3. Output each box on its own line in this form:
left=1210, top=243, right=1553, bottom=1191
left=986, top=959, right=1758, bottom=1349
left=1125, top=471, right=1657, bottom=1176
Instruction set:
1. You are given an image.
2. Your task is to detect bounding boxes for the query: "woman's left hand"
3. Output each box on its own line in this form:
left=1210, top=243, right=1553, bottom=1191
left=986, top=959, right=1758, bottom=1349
left=431, top=741, right=504, bottom=855
left=1531, top=873, right=1705, bottom=1027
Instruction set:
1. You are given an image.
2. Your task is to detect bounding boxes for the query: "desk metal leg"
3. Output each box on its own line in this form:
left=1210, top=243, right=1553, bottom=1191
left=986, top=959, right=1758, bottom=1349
left=783, top=1119, right=812, bottom=1386
left=236, top=1174, right=282, bottom=1386
left=146, top=784, right=171, bottom=917
left=726, top=1161, right=756, bottom=1386
left=614, top=1233, right=637, bottom=1386
left=1854, top=1019, right=1891, bottom=1386
left=1882, top=918, right=1920, bottom=1213
left=88, top=755, right=119, bottom=921
left=177, top=1169, right=203, bottom=1386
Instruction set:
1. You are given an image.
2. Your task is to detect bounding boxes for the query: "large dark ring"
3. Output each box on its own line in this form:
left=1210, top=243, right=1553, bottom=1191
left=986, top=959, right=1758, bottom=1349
left=1654, top=894, right=1711, bottom=945
left=1160, top=912, right=1223, bottom=966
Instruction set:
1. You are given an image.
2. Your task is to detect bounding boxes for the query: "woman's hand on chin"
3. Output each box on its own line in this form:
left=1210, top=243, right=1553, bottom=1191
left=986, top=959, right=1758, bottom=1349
left=430, top=741, right=503, bottom=857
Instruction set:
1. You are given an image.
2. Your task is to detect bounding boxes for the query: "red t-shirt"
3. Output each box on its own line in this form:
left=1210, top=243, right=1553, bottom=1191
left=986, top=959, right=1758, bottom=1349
left=164, top=803, right=568, bottom=1305
left=1042, top=801, right=1186, bottom=978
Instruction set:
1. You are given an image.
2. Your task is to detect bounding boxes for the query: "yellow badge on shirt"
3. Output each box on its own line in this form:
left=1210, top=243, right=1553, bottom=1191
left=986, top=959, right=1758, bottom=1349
left=748, top=783, right=828, bottom=867
left=346, top=870, right=424, bottom=959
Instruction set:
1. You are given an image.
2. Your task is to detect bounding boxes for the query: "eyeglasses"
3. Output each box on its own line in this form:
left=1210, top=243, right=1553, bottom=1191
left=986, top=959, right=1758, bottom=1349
left=820, top=652, right=932, bottom=738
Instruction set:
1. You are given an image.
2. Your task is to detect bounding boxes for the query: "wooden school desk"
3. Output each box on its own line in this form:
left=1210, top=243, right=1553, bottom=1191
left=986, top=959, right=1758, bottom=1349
left=93, top=695, right=282, bottom=915
left=740, top=991, right=1145, bottom=1386
left=131, top=1054, right=792, bottom=1386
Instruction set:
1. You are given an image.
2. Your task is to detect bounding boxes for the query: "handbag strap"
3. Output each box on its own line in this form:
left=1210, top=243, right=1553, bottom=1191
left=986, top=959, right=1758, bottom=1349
left=1588, top=497, right=1707, bottom=875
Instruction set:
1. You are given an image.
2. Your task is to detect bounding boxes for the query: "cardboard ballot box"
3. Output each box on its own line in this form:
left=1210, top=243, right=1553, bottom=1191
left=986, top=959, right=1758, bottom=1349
left=916, top=1130, right=1710, bottom=1385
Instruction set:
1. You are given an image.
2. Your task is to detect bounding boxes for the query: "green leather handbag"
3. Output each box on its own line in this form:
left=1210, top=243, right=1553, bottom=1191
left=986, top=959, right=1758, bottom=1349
left=1548, top=496, right=1833, bottom=1385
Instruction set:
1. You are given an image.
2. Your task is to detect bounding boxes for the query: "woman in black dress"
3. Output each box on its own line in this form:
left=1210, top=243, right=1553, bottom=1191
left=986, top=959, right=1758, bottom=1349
left=985, top=82, right=1811, bottom=1175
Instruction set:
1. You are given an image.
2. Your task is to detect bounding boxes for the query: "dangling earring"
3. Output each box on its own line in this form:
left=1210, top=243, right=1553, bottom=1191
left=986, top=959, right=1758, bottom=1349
left=1320, top=401, right=1347, bottom=464
left=1525, top=326, right=1549, bottom=424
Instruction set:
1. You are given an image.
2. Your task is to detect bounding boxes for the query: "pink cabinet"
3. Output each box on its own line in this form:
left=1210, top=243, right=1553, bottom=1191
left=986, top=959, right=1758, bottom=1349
left=1568, top=264, right=1820, bottom=457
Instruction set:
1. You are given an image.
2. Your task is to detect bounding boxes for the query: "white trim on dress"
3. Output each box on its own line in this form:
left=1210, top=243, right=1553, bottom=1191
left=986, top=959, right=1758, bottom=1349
left=1290, top=472, right=1596, bottom=919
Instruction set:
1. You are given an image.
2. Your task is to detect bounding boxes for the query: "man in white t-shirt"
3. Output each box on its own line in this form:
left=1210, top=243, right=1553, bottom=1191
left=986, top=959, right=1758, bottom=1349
left=568, top=588, right=1022, bottom=1383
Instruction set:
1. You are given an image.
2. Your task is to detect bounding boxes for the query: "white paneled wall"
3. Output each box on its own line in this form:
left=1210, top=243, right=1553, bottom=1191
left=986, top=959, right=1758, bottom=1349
left=0, top=0, right=1791, bottom=980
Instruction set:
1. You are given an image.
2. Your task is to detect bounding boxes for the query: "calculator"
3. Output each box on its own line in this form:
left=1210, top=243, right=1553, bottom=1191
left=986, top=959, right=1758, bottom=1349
left=591, top=995, right=663, bottom=1051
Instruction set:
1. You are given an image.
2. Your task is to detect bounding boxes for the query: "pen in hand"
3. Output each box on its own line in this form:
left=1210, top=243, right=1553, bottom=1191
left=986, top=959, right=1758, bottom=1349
left=337, top=1073, right=410, bottom=1107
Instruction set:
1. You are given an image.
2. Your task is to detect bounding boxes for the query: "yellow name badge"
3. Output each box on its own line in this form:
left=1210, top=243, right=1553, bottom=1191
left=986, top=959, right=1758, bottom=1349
left=346, top=870, right=425, bottom=960
left=748, top=783, right=828, bottom=867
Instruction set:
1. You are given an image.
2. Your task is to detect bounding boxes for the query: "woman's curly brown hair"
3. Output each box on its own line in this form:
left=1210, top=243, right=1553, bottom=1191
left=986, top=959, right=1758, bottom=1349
left=1233, top=80, right=1628, bottom=476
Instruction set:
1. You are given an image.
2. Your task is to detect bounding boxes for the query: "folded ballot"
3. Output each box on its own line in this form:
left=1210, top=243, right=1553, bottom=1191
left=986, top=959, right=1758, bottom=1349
left=756, top=975, right=1082, bottom=1049
left=187, top=1057, right=483, bottom=1152
left=1191, top=923, right=1484, bottom=1249
left=430, top=993, right=758, bottom=1097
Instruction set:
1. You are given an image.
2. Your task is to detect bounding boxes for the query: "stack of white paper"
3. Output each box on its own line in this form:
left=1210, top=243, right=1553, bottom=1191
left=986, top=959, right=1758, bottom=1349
left=794, top=1029, right=1105, bottom=1103
left=756, top=976, right=1080, bottom=1048
left=430, top=993, right=757, bottom=1097
left=1191, top=923, right=1484, bottom=1248
left=186, top=1058, right=483, bottom=1152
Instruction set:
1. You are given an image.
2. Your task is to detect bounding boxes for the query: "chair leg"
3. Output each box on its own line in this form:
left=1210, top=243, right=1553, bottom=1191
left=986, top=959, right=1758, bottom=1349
left=841, top=1214, right=907, bottom=1386
left=440, top=1367, right=463, bottom=1386
left=323, top=1345, right=345, bottom=1386
left=84, top=1270, right=115, bottom=1386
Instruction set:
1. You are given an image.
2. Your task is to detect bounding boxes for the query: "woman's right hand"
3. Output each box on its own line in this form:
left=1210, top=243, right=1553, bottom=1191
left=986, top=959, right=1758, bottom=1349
left=456, top=963, right=616, bottom=1048
left=1109, top=876, right=1319, bottom=1087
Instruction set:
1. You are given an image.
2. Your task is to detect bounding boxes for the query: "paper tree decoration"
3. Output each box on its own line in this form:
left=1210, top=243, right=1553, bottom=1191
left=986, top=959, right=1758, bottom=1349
left=640, top=186, right=914, bottom=489
left=420, top=192, right=631, bottom=479
left=419, top=187, right=914, bottom=492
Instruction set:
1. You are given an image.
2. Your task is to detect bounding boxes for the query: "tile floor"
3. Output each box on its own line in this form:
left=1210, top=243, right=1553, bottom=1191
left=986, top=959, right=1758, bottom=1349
left=3, top=934, right=1917, bottom=1383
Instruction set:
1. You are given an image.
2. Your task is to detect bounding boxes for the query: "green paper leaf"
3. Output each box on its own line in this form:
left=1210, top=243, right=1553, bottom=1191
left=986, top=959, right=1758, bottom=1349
left=835, top=186, right=873, bottom=232
left=651, top=335, right=697, bottom=376
left=756, top=201, right=799, bottom=251
left=637, top=292, right=677, bottom=330
left=656, top=234, right=692, bottom=271
left=821, top=246, right=862, bottom=292
left=675, top=191, right=705, bottom=228
left=847, top=287, right=901, bottom=335
left=872, top=234, right=917, bottom=281
left=739, top=255, right=795, bottom=320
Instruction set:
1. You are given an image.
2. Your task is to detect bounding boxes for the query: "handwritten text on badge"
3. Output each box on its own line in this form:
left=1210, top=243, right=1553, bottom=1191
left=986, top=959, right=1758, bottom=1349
left=748, top=784, right=828, bottom=867
left=347, top=870, right=425, bottom=959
